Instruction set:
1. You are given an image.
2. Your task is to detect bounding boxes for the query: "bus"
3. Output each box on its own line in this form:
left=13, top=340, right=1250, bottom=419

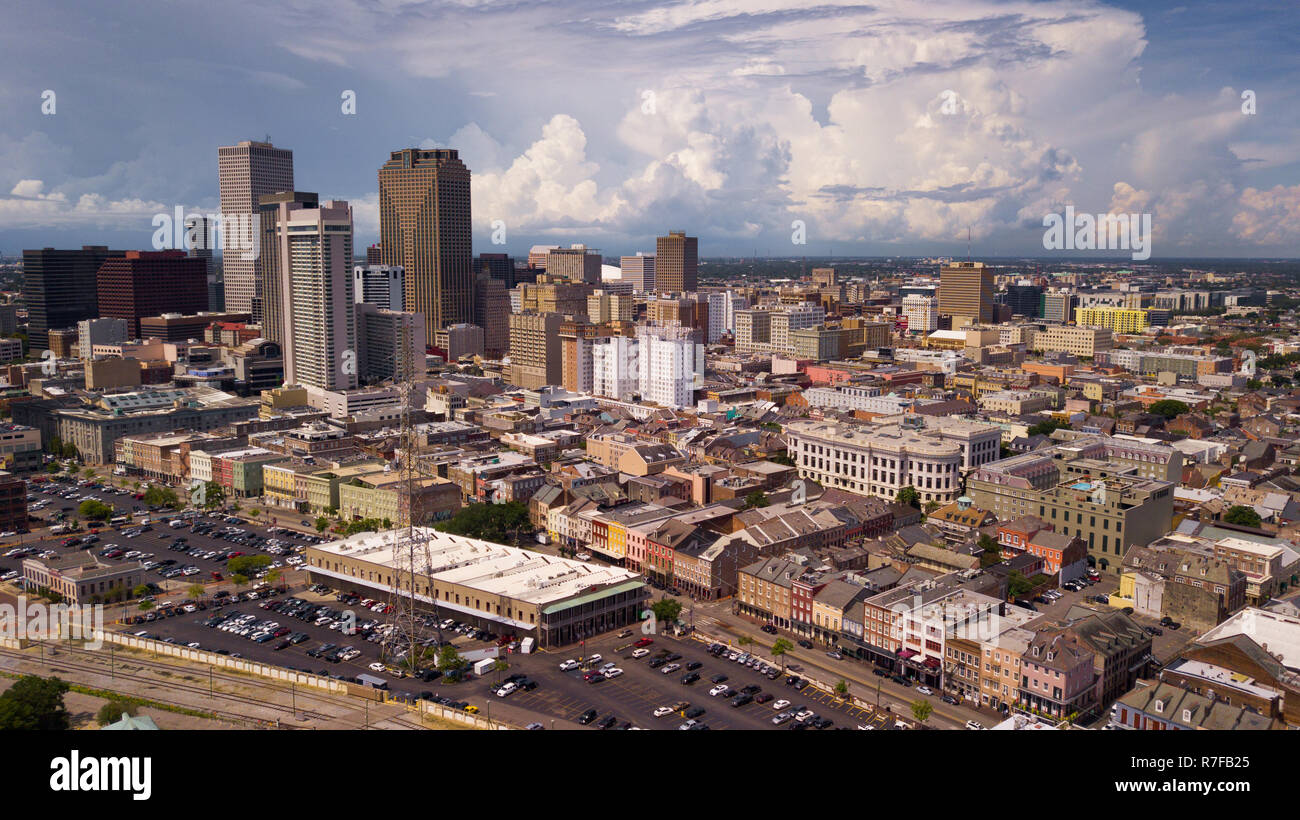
left=109, top=515, right=131, bottom=526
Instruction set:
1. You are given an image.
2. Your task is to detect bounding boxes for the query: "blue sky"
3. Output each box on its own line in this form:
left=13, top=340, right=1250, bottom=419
left=1, top=0, right=1297, bottom=259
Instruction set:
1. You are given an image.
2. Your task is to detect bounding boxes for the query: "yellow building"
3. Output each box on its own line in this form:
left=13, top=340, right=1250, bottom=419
left=1074, top=307, right=1149, bottom=334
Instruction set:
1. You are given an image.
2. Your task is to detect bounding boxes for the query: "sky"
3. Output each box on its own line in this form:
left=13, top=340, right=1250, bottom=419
left=1, top=0, right=1297, bottom=260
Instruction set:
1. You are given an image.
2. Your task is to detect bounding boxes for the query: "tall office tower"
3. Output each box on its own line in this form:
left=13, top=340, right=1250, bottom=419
left=217, top=140, right=294, bottom=316
left=1005, top=282, right=1044, bottom=318
left=281, top=200, right=356, bottom=391
left=592, top=335, right=640, bottom=401
left=0, top=303, right=17, bottom=336
left=559, top=319, right=599, bottom=393
left=587, top=290, right=635, bottom=324
left=22, top=245, right=123, bottom=352
left=735, top=308, right=772, bottom=354
left=938, top=261, right=993, bottom=326
left=722, top=290, right=748, bottom=335
left=378, top=147, right=474, bottom=337
left=655, top=231, right=698, bottom=293
left=477, top=252, right=516, bottom=288
left=528, top=245, right=559, bottom=270
left=356, top=303, right=426, bottom=383
left=515, top=280, right=593, bottom=317
left=620, top=253, right=655, bottom=292
left=546, top=245, right=602, bottom=284
left=473, top=271, right=509, bottom=358
left=1042, top=291, right=1078, bottom=324
left=96, top=250, right=208, bottom=338
left=76, top=317, right=128, bottom=360
left=705, top=292, right=727, bottom=343
left=353, top=264, right=406, bottom=310
left=366, top=244, right=382, bottom=264
left=508, top=312, right=565, bottom=390
left=433, top=323, right=484, bottom=361
left=901, top=294, right=939, bottom=333
left=637, top=325, right=701, bottom=410
left=259, top=191, right=320, bottom=345
left=769, top=304, right=824, bottom=354
left=811, top=267, right=837, bottom=288
left=184, top=215, right=216, bottom=273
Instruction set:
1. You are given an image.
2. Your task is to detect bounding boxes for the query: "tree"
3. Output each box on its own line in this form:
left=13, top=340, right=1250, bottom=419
left=923, top=500, right=940, bottom=514
left=131, top=584, right=150, bottom=599
left=314, top=516, right=330, bottom=533
left=436, top=645, right=467, bottom=672
left=896, top=486, right=920, bottom=509
left=771, top=638, right=794, bottom=673
left=743, top=490, right=770, bottom=510
left=910, top=699, right=933, bottom=725
left=266, top=568, right=284, bottom=592
left=738, top=635, right=754, bottom=656
left=198, top=481, right=225, bottom=510
left=769, top=453, right=796, bottom=467
left=187, top=583, right=205, bottom=603
left=434, top=502, right=531, bottom=545
left=1148, top=399, right=1191, bottom=419
left=143, top=486, right=181, bottom=510
left=96, top=699, right=130, bottom=726
left=228, top=554, right=271, bottom=578
left=1008, top=570, right=1034, bottom=600
left=649, top=597, right=682, bottom=629
left=1027, top=418, right=1069, bottom=437
left=1223, top=505, right=1263, bottom=529
left=492, top=657, right=509, bottom=684
left=78, top=499, right=113, bottom=521
left=0, top=676, right=71, bottom=730
left=834, top=679, right=850, bottom=699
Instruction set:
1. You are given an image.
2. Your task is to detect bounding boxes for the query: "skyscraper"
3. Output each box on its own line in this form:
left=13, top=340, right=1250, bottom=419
left=546, top=246, right=602, bottom=284
left=281, top=200, right=356, bottom=391
left=939, top=261, right=993, bottom=326
left=620, top=253, right=655, bottom=292
left=96, top=250, right=208, bottom=338
left=655, top=231, right=698, bottom=293
left=259, top=191, right=319, bottom=346
left=476, top=252, right=517, bottom=288
left=378, top=148, right=474, bottom=337
left=22, top=245, right=123, bottom=352
left=217, top=140, right=294, bottom=317
left=353, top=264, right=406, bottom=311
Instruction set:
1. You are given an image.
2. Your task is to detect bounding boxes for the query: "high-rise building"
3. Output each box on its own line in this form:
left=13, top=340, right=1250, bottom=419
left=902, top=294, right=938, bottom=334
left=592, top=335, right=639, bottom=401
left=433, top=323, right=483, bottom=362
left=217, top=140, right=294, bottom=316
left=546, top=246, right=602, bottom=284
left=473, top=272, right=509, bottom=358
left=655, top=231, right=698, bottom=293
left=587, top=290, right=635, bottom=324
left=476, top=252, right=517, bottom=288
left=620, top=253, right=655, bottom=292
left=508, top=312, right=565, bottom=390
left=1042, top=291, right=1078, bottom=324
left=96, top=250, right=208, bottom=339
left=353, top=264, right=406, bottom=311
left=528, top=245, right=559, bottom=270
left=811, top=267, right=838, bottom=288
left=559, top=319, right=599, bottom=393
left=1005, top=283, right=1044, bottom=318
left=357, top=303, right=426, bottom=382
left=281, top=200, right=356, bottom=391
left=259, top=191, right=320, bottom=345
left=22, top=245, right=123, bottom=352
left=76, top=318, right=128, bottom=360
left=378, top=148, right=474, bottom=336
left=939, top=261, right=993, bottom=325
left=638, top=325, right=701, bottom=409
left=366, top=244, right=382, bottom=264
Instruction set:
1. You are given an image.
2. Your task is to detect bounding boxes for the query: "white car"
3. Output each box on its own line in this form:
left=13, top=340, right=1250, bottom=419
left=585, top=654, right=603, bottom=665
left=496, top=682, right=519, bottom=697
left=965, top=720, right=984, bottom=730
left=603, top=668, right=624, bottom=679
left=631, top=648, right=650, bottom=658
left=661, top=663, right=681, bottom=675
left=916, top=686, right=934, bottom=696
left=709, top=684, right=730, bottom=696
left=368, top=662, right=386, bottom=672
left=559, top=659, right=580, bottom=671
left=771, top=699, right=791, bottom=711
left=653, top=706, right=677, bottom=718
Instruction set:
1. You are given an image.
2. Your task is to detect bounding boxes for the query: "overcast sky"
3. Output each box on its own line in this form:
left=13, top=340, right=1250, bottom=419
left=1, top=0, right=1297, bottom=259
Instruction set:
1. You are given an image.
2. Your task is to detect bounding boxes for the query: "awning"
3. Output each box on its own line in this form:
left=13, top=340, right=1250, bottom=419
left=923, top=657, right=941, bottom=670
left=897, top=649, right=918, bottom=659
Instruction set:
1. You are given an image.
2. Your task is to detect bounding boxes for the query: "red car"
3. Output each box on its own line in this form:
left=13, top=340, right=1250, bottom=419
left=634, top=637, right=654, bottom=648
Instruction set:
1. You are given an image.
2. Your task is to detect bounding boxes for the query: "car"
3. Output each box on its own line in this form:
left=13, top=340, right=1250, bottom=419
left=965, top=720, right=984, bottom=730
left=584, top=654, right=603, bottom=665
left=941, top=694, right=959, bottom=706
left=604, top=667, right=624, bottom=679
left=631, top=648, right=650, bottom=659
left=680, top=672, right=700, bottom=685
left=710, top=673, right=728, bottom=684
left=730, top=693, right=753, bottom=707
left=709, top=684, right=730, bottom=697
left=661, top=663, right=681, bottom=675
left=754, top=693, right=773, bottom=704
left=653, top=706, right=676, bottom=718
left=559, top=659, right=580, bottom=671
left=740, top=684, right=761, bottom=695
left=891, top=675, right=912, bottom=688
left=685, top=660, right=703, bottom=671
left=916, top=686, right=934, bottom=696
left=677, top=719, right=699, bottom=731
left=595, top=715, right=617, bottom=730
left=826, top=651, right=843, bottom=660
left=577, top=709, right=598, bottom=725
left=647, top=657, right=667, bottom=669
left=368, top=662, right=386, bottom=672
left=496, top=682, right=519, bottom=697
left=797, top=639, right=814, bottom=649
left=633, top=637, right=654, bottom=648
left=1167, top=621, right=1181, bottom=630
left=1145, top=626, right=1164, bottom=636
left=684, top=706, right=706, bottom=719
left=760, top=624, right=778, bottom=634
left=771, top=712, right=793, bottom=725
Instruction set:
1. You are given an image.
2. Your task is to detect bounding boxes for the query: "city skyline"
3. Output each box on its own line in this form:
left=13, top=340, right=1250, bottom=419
left=0, top=1, right=1297, bottom=259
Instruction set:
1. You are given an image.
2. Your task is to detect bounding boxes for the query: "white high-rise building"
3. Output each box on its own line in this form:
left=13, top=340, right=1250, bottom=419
left=722, top=290, right=748, bottom=335
left=353, top=264, right=405, bottom=310
left=770, top=304, right=824, bottom=354
left=357, top=303, right=426, bottom=383
left=706, top=293, right=727, bottom=344
left=77, top=317, right=128, bottom=360
left=282, top=200, right=356, bottom=391
left=902, top=294, right=938, bottom=334
left=637, top=325, right=701, bottom=410
left=592, top=335, right=640, bottom=401
left=217, top=140, right=294, bottom=316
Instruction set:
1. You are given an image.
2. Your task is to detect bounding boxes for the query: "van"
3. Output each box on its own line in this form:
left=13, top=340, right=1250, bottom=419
left=170, top=519, right=187, bottom=529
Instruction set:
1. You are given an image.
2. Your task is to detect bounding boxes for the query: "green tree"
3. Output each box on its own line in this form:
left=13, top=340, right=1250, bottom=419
left=131, top=584, right=150, bottom=599
left=1148, top=399, right=1191, bottom=419
left=492, top=657, right=509, bottom=684
left=743, top=490, right=770, bottom=510
left=143, top=486, right=181, bottom=510
left=738, top=635, right=754, bottom=656
left=436, top=644, right=467, bottom=672
left=649, top=597, right=683, bottom=629
left=1027, top=418, right=1069, bottom=437
left=0, top=676, right=72, bottom=730
left=137, top=600, right=154, bottom=611
left=771, top=638, right=794, bottom=673
left=910, top=699, right=933, bottom=725
left=434, top=501, right=531, bottom=545
left=78, top=499, right=113, bottom=521
left=834, top=679, right=850, bottom=699
left=228, top=554, right=271, bottom=578
left=1223, top=505, right=1263, bottom=528
left=896, top=485, right=921, bottom=509
left=769, top=453, right=796, bottom=467
left=187, top=583, right=206, bottom=603
left=314, top=516, right=330, bottom=533
left=1008, top=570, right=1034, bottom=600
left=199, top=481, right=225, bottom=510
left=96, top=699, right=130, bottom=726
left=81, top=468, right=95, bottom=479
